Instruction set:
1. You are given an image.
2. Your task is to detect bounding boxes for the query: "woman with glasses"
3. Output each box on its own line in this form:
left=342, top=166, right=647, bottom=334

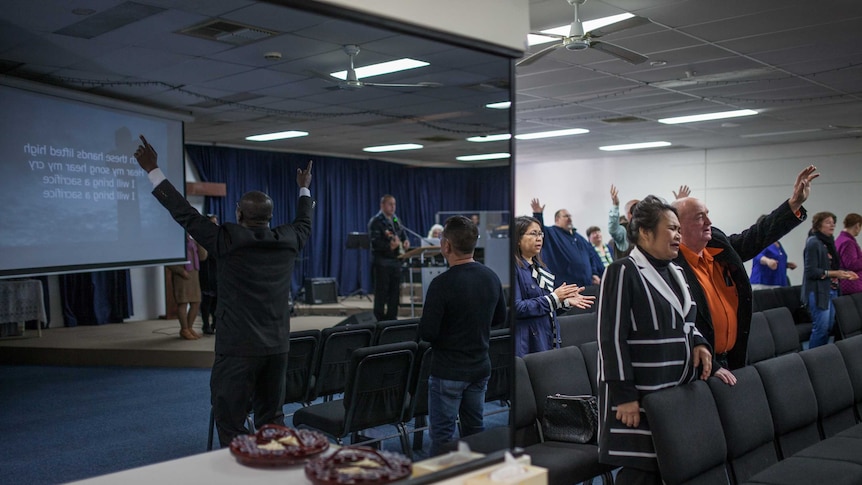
left=513, top=216, right=594, bottom=357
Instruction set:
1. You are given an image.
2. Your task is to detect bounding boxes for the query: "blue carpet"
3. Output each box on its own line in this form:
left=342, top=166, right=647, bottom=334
left=0, top=365, right=509, bottom=484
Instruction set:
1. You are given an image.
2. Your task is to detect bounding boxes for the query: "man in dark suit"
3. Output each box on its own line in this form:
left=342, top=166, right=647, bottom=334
left=134, top=135, right=314, bottom=447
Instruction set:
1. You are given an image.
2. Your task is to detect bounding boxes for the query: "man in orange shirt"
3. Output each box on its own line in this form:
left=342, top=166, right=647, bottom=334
left=672, top=166, right=818, bottom=383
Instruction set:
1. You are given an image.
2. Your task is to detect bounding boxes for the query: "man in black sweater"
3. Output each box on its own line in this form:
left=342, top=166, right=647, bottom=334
left=134, top=135, right=314, bottom=447
left=419, top=215, right=508, bottom=456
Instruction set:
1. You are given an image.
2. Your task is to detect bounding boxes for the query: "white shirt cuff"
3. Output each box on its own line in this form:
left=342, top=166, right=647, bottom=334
left=299, top=187, right=311, bottom=198
left=147, top=168, right=166, bottom=187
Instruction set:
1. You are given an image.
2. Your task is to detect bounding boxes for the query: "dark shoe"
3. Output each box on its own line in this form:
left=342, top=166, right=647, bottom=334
left=203, top=324, right=215, bottom=335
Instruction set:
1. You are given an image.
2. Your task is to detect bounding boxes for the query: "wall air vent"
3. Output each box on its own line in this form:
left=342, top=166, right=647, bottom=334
left=179, top=20, right=278, bottom=46
left=601, top=116, right=648, bottom=124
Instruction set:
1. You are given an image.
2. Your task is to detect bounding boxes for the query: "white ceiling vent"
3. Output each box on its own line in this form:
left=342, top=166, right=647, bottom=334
left=180, top=20, right=278, bottom=46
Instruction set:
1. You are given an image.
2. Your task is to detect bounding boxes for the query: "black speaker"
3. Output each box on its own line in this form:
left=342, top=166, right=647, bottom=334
left=336, top=311, right=377, bottom=327
left=303, top=277, right=337, bottom=304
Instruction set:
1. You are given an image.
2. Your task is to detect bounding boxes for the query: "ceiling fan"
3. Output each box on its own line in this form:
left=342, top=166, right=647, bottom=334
left=518, top=0, right=651, bottom=67
left=316, top=44, right=440, bottom=90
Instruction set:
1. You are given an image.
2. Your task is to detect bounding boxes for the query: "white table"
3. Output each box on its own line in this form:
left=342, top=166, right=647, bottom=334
left=0, top=279, right=46, bottom=337
left=67, top=448, right=321, bottom=484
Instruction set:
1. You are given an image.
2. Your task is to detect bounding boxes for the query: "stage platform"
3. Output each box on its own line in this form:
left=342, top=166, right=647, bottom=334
left=0, top=295, right=422, bottom=369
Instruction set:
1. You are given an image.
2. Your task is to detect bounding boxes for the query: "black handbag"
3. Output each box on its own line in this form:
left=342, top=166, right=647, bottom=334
left=540, top=393, right=599, bottom=444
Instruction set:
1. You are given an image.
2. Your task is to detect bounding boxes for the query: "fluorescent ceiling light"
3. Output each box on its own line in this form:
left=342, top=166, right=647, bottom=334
left=741, top=128, right=822, bottom=138
left=485, top=101, right=511, bottom=109
left=599, top=141, right=671, bottom=151
left=363, top=143, right=423, bottom=153
left=331, top=58, right=429, bottom=80
left=245, top=130, right=308, bottom=142
left=456, top=153, right=511, bottom=162
left=467, top=134, right=512, bottom=143
left=515, top=128, right=589, bottom=140
left=528, top=13, right=636, bottom=46
left=658, top=109, right=758, bottom=125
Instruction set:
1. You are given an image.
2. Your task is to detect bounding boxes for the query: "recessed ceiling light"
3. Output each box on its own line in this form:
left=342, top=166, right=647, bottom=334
left=485, top=101, right=511, bottom=109
left=741, top=128, right=822, bottom=138
left=650, top=60, right=667, bottom=67
left=658, top=109, right=757, bottom=125
left=599, top=141, right=671, bottom=151
left=515, top=128, right=589, bottom=140
left=331, top=58, right=428, bottom=80
left=528, top=13, right=636, bottom=46
left=363, top=143, right=423, bottom=153
left=456, top=153, right=511, bottom=162
left=245, top=131, right=308, bottom=142
left=467, top=134, right=512, bottom=143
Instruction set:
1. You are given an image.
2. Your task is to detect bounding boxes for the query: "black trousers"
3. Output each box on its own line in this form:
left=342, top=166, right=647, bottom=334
left=210, top=352, right=289, bottom=447
left=372, top=263, right=401, bottom=321
left=200, top=292, right=217, bottom=327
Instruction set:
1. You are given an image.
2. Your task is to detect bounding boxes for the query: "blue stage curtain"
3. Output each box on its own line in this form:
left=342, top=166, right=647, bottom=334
left=60, top=270, right=132, bottom=326
left=186, top=145, right=509, bottom=296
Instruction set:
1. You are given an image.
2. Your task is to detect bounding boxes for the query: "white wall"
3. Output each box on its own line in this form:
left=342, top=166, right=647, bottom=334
left=514, top=138, right=862, bottom=286
left=314, top=0, right=529, bottom=53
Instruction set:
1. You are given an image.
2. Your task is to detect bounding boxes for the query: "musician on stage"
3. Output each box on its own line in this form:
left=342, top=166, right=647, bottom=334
left=368, top=194, right=409, bottom=321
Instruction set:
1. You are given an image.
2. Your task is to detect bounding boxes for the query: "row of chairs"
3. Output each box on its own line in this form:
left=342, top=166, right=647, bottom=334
left=291, top=328, right=512, bottom=457
left=751, top=285, right=812, bottom=343
left=207, top=322, right=513, bottom=454
left=746, top=307, right=802, bottom=366
left=643, top=335, right=862, bottom=485
left=457, top=343, right=613, bottom=485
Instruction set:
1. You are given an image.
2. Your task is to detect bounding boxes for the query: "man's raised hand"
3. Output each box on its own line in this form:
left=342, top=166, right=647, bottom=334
left=133, top=135, right=158, bottom=173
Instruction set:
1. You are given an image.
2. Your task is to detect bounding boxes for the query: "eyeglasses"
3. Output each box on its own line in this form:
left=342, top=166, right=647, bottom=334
left=525, top=231, right=544, bottom=238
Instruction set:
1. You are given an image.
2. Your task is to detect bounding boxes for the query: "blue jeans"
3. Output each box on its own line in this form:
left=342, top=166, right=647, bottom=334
left=807, top=289, right=837, bottom=348
left=427, top=375, right=488, bottom=456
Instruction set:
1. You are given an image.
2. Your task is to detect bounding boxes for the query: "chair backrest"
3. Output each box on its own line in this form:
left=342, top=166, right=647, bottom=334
left=754, top=352, right=820, bottom=459
left=405, top=340, right=432, bottom=420
left=578, top=341, right=599, bottom=396
left=512, top=356, right=541, bottom=447
left=746, top=311, right=776, bottom=365
left=835, top=335, right=862, bottom=421
left=752, top=288, right=781, bottom=313
left=522, top=346, right=592, bottom=423
left=707, top=366, right=777, bottom=484
left=834, top=294, right=862, bottom=340
left=284, top=329, right=320, bottom=405
left=642, top=380, right=730, bottom=485
left=374, top=318, right=419, bottom=345
left=557, top=312, right=597, bottom=348
left=485, top=328, right=512, bottom=402
left=343, top=341, right=416, bottom=433
left=799, top=344, right=857, bottom=438
left=312, top=323, right=375, bottom=399
left=762, top=307, right=801, bottom=356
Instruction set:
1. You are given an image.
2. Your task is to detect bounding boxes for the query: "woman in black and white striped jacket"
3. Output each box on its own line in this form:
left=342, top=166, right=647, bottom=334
left=597, top=195, right=713, bottom=485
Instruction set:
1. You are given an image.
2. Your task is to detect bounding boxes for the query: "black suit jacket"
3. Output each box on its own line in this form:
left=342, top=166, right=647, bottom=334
left=153, top=180, right=314, bottom=356
left=673, top=200, right=805, bottom=370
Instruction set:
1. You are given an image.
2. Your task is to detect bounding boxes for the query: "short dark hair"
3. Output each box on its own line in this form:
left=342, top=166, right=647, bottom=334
left=238, top=191, right=273, bottom=226
left=627, top=195, right=677, bottom=245
left=586, top=225, right=601, bottom=237
left=844, top=213, right=862, bottom=228
left=380, top=194, right=395, bottom=204
left=811, top=211, right=836, bottom=232
left=513, top=216, right=545, bottom=268
left=442, top=215, right=478, bottom=255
